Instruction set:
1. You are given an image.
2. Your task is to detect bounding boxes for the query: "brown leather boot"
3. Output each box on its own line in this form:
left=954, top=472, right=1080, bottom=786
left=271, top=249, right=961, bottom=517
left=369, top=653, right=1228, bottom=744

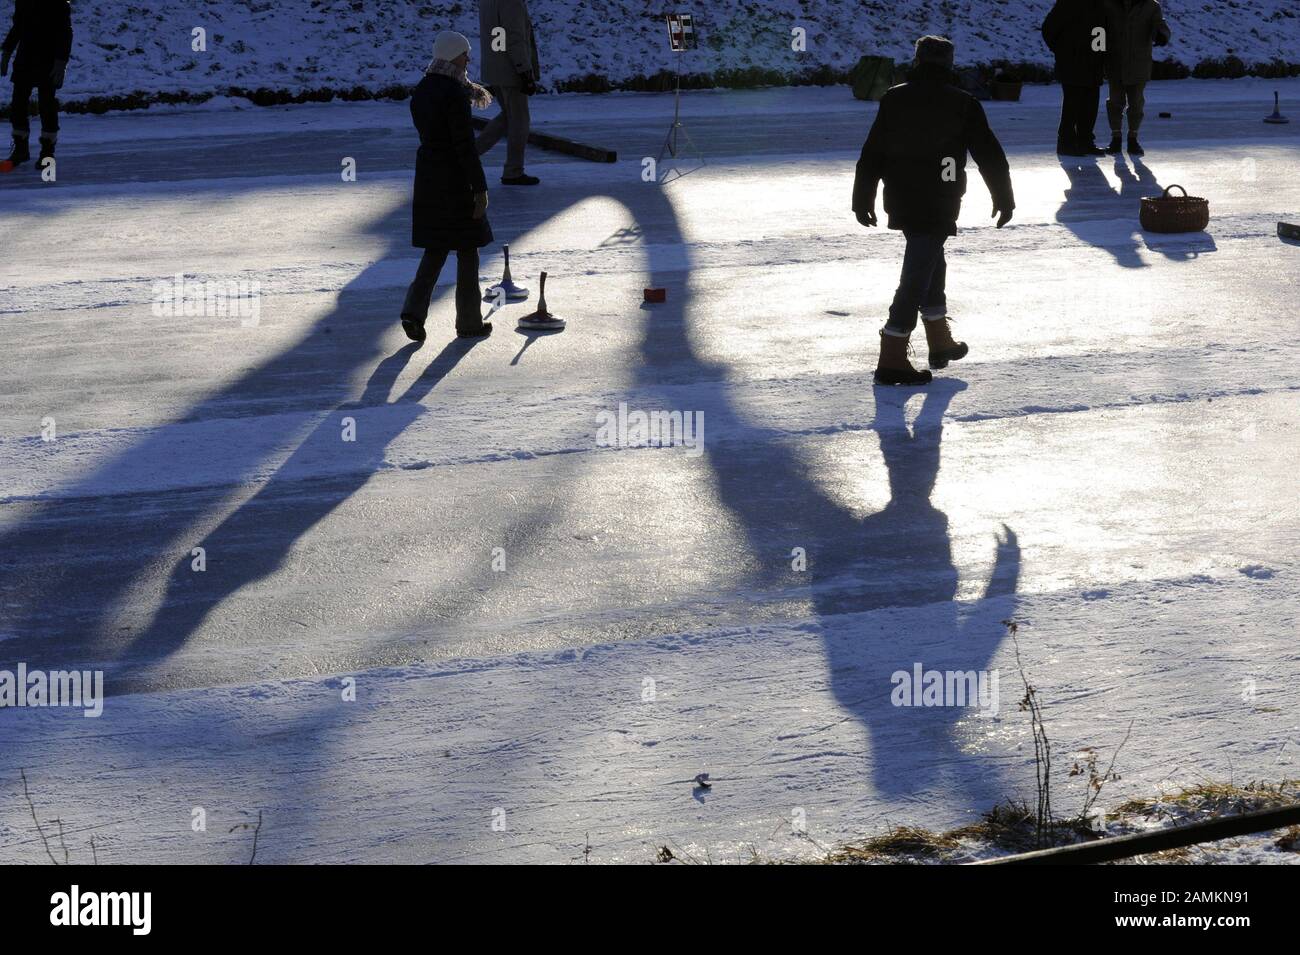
left=874, top=330, right=932, bottom=386
left=922, top=316, right=968, bottom=369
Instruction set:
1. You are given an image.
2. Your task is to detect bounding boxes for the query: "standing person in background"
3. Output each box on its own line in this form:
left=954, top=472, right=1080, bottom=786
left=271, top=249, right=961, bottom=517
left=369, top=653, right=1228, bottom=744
left=853, top=36, right=1015, bottom=387
left=475, top=0, right=541, bottom=185
left=402, top=31, right=495, bottom=341
left=0, top=0, right=72, bottom=172
left=1042, top=0, right=1106, bottom=156
left=1102, top=0, right=1171, bottom=156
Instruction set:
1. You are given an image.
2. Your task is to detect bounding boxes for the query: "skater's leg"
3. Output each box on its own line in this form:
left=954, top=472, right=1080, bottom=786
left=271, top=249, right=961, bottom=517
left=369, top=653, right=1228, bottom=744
left=1125, top=83, right=1147, bottom=153
left=9, top=81, right=32, bottom=145
left=10, top=82, right=30, bottom=138
left=453, top=247, right=485, bottom=332
left=920, top=243, right=947, bottom=317
left=401, top=248, right=449, bottom=321
left=1059, top=85, right=1089, bottom=150
left=1056, top=85, right=1074, bottom=146
left=1126, top=83, right=1146, bottom=133
left=885, top=231, right=946, bottom=338
left=501, top=87, right=531, bottom=179
left=36, top=83, right=59, bottom=158
left=919, top=241, right=967, bottom=369
left=475, top=89, right=508, bottom=156
left=1105, top=78, right=1126, bottom=135
left=1078, top=84, right=1101, bottom=147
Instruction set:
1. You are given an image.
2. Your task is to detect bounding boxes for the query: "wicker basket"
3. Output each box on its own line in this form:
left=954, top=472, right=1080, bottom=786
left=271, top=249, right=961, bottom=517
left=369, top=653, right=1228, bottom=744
left=1140, top=184, right=1210, bottom=233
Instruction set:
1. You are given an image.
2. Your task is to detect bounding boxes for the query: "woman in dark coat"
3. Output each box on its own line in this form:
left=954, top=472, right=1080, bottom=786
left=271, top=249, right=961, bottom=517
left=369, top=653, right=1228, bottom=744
left=1042, top=0, right=1106, bottom=156
left=401, top=31, right=495, bottom=340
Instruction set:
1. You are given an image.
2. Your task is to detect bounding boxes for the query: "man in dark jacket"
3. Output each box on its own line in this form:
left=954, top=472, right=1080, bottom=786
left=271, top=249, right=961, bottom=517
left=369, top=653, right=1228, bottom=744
left=1102, top=0, right=1171, bottom=155
left=475, top=0, right=541, bottom=185
left=1, top=0, right=72, bottom=170
left=403, top=31, right=495, bottom=340
left=853, top=36, right=1015, bottom=387
left=1042, top=0, right=1106, bottom=156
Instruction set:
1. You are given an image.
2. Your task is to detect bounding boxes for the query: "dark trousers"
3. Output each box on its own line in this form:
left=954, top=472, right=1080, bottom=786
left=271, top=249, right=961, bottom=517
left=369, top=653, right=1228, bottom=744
left=1107, top=80, right=1147, bottom=134
left=885, top=231, right=948, bottom=336
left=1057, top=84, right=1101, bottom=147
left=10, top=81, right=60, bottom=140
left=402, top=247, right=484, bottom=331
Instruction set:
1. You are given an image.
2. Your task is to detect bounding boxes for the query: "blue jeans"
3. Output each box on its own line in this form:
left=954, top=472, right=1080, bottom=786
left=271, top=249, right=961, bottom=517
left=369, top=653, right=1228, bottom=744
left=885, top=231, right=948, bottom=336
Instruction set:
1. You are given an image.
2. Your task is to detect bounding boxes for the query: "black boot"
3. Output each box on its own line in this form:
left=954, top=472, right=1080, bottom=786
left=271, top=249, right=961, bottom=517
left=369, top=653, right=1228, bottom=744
left=38, top=136, right=55, bottom=166
left=1080, top=139, right=1107, bottom=156
left=1, top=136, right=30, bottom=171
left=400, top=314, right=426, bottom=342
left=1056, top=138, right=1085, bottom=157
left=1104, top=132, right=1123, bottom=154
left=1127, top=134, right=1144, bottom=156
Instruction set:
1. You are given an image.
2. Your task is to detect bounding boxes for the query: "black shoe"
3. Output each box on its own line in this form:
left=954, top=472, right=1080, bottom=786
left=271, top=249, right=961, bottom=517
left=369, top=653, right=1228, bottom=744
left=0, top=137, right=30, bottom=171
left=1056, top=139, right=1085, bottom=156
left=500, top=174, right=540, bottom=186
left=874, top=365, right=933, bottom=386
left=1104, top=133, right=1123, bottom=154
left=400, top=315, right=426, bottom=342
left=1127, top=135, right=1144, bottom=156
left=1080, top=141, right=1107, bottom=156
left=456, top=321, right=493, bottom=339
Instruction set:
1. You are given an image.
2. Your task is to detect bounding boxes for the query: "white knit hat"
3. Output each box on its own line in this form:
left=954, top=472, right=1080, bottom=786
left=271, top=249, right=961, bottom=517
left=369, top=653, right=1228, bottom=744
left=431, top=30, right=470, bottom=62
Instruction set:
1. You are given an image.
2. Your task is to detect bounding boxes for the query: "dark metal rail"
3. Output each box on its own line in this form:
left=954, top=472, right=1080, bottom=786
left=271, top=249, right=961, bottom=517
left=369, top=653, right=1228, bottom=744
left=973, top=802, right=1300, bottom=865
left=470, top=116, right=617, bottom=163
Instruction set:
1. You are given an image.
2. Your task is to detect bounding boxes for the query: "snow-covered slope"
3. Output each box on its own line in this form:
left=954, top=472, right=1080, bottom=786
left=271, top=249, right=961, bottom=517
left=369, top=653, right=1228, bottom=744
left=42, top=0, right=1300, bottom=101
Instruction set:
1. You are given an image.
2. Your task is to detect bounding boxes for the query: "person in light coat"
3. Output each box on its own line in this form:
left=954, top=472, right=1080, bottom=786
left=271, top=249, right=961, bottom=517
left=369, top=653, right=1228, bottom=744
left=475, top=0, right=541, bottom=185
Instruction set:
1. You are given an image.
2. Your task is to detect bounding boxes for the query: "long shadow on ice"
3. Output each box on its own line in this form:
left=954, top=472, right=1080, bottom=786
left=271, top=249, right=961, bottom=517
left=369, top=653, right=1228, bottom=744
left=1055, top=157, right=1157, bottom=269
left=632, top=184, right=1021, bottom=809
left=116, top=337, right=483, bottom=680
left=0, top=200, right=437, bottom=678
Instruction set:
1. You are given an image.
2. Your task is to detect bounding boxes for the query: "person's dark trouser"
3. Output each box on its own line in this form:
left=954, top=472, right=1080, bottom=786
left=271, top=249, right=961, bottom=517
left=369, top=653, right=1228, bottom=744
left=1057, top=83, right=1101, bottom=146
left=885, top=231, right=948, bottom=336
left=10, top=81, right=60, bottom=141
left=1106, top=79, right=1147, bottom=134
left=475, top=86, right=530, bottom=178
left=402, top=247, right=484, bottom=330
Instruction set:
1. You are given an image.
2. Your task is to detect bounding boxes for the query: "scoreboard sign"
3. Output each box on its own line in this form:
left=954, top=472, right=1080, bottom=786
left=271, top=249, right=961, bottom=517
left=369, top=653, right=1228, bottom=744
left=665, top=13, right=697, bottom=51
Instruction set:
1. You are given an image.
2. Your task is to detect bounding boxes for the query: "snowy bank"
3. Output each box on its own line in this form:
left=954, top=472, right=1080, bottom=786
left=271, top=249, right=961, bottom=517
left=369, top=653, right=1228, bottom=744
left=9, top=0, right=1300, bottom=111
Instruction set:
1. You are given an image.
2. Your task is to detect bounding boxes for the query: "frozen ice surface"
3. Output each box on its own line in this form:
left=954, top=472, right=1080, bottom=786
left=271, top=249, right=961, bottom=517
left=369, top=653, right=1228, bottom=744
left=0, top=79, right=1298, bottom=863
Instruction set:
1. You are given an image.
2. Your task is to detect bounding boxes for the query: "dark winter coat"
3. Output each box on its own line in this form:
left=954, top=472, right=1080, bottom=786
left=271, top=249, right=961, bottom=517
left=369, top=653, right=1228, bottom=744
left=2, top=0, right=72, bottom=87
left=853, top=63, right=1015, bottom=236
left=1102, top=0, right=1171, bottom=84
left=410, top=72, right=493, bottom=251
left=1042, top=0, right=1105, bottom=87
